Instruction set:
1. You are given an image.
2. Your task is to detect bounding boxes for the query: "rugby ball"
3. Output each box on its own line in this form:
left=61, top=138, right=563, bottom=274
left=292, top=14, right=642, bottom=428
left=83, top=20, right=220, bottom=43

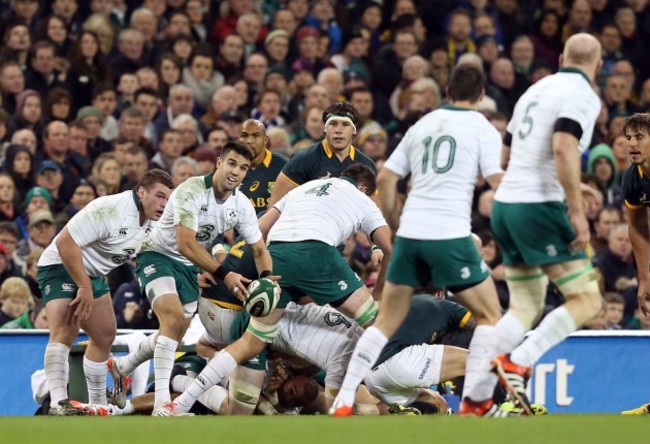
left=244, top=278, right=280, bottom=317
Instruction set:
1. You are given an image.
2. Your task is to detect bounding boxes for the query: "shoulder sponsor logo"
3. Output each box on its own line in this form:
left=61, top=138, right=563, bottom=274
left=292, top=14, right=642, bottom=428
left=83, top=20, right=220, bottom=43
left=61, top=283, right=76, bottom=292
left=111, top=248, right=136, bottom=264
left=143, top=264, right=157, bottom=277
left=226, top=209, right=238, bottom=224
left=249, top=181, right=260, bottom=192
left=324, top=312, right=352, bottom=328
left=195, top=224, right=216, bottom=241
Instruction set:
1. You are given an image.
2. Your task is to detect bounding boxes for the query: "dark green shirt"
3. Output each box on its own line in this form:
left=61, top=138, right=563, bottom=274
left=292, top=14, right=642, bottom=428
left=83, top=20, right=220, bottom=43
left=200, top=240, right=258, bottom=309
left=376, top=295, right=471, bottom=366
left=621, top=164, right=650, bottom=209
left=240, top=150, right=288, bottom=214
left=281, top=140, right=376, bottom=186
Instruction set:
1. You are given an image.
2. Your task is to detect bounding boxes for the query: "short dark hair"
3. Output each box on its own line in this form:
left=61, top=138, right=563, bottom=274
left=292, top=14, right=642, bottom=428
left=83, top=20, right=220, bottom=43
left=0, top=221, right=19, bottom=238
left=134, top=87, right=159, bottom=102
left=447, top=63, right=485, bottom=103
left=603, top=292, right=624, bottom=305
left=596, top=205, right=621, bottom=222
left=135, top=168, right=174, bottom=191
left=160, top=128, right=180, bottom=142
left=341, top=163, right=377, bottom=196
left=347, top=86, right=372, bottom=100
left=69, top=120, right=87, bottom=132
left=220, top=140, right=254, bottom=162
left=91, top=82, right=116, bottom=100
left=125, top=145, right=148, bottom=159
left=322, top=101, right=359, bottom=126
left=623, top=113, right=650, bottom=137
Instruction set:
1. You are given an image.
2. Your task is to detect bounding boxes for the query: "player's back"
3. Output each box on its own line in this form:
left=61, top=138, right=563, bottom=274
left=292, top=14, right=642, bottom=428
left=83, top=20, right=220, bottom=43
left=496, top=69, right=600, bottom=203
left=388, top=106, right=502, bottom=239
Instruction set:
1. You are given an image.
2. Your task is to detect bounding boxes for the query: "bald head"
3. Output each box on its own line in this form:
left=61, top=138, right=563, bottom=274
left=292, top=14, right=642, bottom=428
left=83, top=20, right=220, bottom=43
left=562, top=33, right=602, bottom=72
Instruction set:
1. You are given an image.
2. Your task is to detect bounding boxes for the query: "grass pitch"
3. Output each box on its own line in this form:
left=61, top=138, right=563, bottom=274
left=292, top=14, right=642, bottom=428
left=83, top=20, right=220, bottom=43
left=3, top=415, right=647, bottom=444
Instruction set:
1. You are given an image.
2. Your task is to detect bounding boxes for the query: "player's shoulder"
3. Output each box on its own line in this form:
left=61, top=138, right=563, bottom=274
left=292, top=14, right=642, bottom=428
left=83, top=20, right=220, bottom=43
left=271, top=151, right=289, bottom=165
left=352, top=148, right=377, bottom=171
left=178, top=174, right=211, bottom=192
left=288, top=141, right=322, bottom=162
left=622, top=164, right=642, bottom=187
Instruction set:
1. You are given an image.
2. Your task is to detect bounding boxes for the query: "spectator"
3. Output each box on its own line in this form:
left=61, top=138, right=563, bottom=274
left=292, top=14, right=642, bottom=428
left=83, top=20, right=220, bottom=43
left=0, top=222, right=22, bottom=279
left=43, top=87, right=73, bottom=124
left=603, top=292, right=625, bottom=329
left=38, top=120, right=81, bottom=202
left=251, top=89, right=286, bottom=129
left=91, top=82, right=119, bottom=142
left=0, top=276, right=32, bottom=328
left=172, top=113, right=202, bottom=156
left=133, top=87, right=160, bottom=143
left=120, top=146, right=149, bottom=191
left=0, top=22, right=31, bottom=69
left=562, top=0, right=592, bottom=42
left=34, top=160, right=66, bottom=212
left=152, top=84, right=195, bottom=144
left=272, top=8, right=298, bottom=37
left=528, top=9, right=562, bottom=71
left=445, top=9, right=474, bottom=66
left=39, top=14, right=72, bottom=59
left=151, top=129, right=183, bottom=173
left=14, top=208, right=56, bottom=273
left=236, top=12, right=264, bottom=56
left=593, top=223, right=637, bottom=302
left=587, top=143, right=623, bottom=207
left=110, top=28, right=146, bottom=82
left=305, top=0, right=342, bottom=55
left=116, top=72, right=139, bottom=112
left=76, top=105, right=110, bottom=162
left=264, top=29, right=291, bottom=72
left=603, top=74, right=640, bottom=119
left=0, top=60, right=26, bottom=114
left=193, top=147, right=218, bottom=175
left=292, top=104, right=324, bottom=147
left=65, top=30, right=112, bottom=113
left=216, top=34, right=245, bottom=81
left=170, top=156, right=198, bottom=187
left=54, top=179, right=96, bottom=229
left=357, top=122, right=388, bottom=163
left=2, top=144, right=35, bottom=202
left=182, top=47, right=225, bottom=113
left=591, top=206, right=622, bottom=257
left=202, top=86, right=238, bottom=130
left=25, top=40, right=65, bottom=100
left=90, top=153, right=122, bottom=195
left=9, top=89, right=44, bottom=138
left=14, top=186, right=53, bottom=240
left=155, top=53, right=183, bottom=100
left=0, top=173, right=18, bottom=223
left=373, top=29, right=419, bottom=99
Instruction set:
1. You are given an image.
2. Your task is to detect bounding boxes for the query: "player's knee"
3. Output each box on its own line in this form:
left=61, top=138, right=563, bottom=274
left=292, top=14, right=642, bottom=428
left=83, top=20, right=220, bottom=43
left=162, top=314, right=187, bottom=337
left=506, top=267, right=548, bottom=327
left=552, top=261, right=599, bottom=299
left=353, top=297, right=378, bottom=327
left=574, top=291, right=604, bottom=319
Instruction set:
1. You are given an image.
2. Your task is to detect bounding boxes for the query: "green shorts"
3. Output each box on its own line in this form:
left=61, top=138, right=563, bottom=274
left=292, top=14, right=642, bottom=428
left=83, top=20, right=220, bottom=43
left=268, top=241, right=363, bottom=308
left=38, top=264, right=110, bottom=304
left=386, top=236, right=489, bottom=291
left=136, top=251, right=200, bottom=305
left=174, top=354, right=207, bottom=376
left=491, top=201, right=588, bottom=266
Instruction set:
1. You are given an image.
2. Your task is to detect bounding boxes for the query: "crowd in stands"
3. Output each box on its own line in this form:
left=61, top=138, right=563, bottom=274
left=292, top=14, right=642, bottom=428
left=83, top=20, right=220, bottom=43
left=0, top=0, right=649, bottom=331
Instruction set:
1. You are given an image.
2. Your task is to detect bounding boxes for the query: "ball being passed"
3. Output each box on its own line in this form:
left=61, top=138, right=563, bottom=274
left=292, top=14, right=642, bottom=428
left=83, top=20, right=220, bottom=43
left=244, top=278, right=280, bottom=317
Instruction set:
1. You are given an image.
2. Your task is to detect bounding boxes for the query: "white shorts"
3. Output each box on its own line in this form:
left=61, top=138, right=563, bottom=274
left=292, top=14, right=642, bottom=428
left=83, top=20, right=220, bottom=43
left=364, top=344, right=444, bottom=405
left=147, top=276, right=197, bottom=318
left=198, top=297, right=238, bottom=348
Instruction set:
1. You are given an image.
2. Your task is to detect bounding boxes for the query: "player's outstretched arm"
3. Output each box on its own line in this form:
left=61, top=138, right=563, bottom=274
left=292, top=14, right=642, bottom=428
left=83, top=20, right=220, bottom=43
left=625, top=205, right=650, bottom=315
left=268, top=172, right=297, bottom=206
left=376, top=167, right=401, bottom=231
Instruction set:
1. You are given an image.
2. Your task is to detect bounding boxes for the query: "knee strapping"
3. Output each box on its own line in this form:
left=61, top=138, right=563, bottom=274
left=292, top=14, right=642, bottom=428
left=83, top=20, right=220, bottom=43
left=506, top=267, right=548, bottom=327
left=247, top=318, right=279, bottom=343
left=553, top=262, right=599, bottom=297
left=229, top=378, right=262, bottom=410
left=354, top=297, right=379, bottom=327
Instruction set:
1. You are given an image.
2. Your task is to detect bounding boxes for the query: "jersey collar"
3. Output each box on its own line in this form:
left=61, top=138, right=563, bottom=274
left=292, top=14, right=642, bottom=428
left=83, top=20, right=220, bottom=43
left=131, top=190, right=142, bottom=211
left=262, top=149, right=272, bottom=167
left=203, top=174, right=212, bottom=188
left=322, top=140, right=356, bottom=160
left=441, top=104, right=471, bottom=111
left=339, top=175, right=357, bottom=186
left=559, top=67, right=591, bottom=84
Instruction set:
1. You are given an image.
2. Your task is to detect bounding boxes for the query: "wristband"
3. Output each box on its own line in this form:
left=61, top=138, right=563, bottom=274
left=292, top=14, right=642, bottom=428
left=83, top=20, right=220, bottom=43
left=371, top=245, right=381, bottom=252
left=260, top=270, right=272, bottom=278
left=213, top=266, right=229, bottom=280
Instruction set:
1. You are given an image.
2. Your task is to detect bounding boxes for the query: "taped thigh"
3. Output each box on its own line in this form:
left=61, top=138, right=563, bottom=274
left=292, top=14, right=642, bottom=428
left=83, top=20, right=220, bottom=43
left=505, top=267, right=548, bottom=327
left=551, top=261, right=599, bottom=297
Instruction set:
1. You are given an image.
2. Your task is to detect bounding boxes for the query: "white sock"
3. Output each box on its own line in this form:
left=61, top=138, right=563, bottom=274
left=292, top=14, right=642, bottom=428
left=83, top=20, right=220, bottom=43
left=171, top=374, right=193, bottom=392
left=174, top=350, right=237, bottom=413
left=199, top=385, right=229, bottom=414
left=493, top=312, right=528, bottom=356
left=110, top=399, right=135, bottom=416
left=462, top=325, right=498, bottom=402
left=153, top=335, right=178, bottom=410
left=336, top=326, right=387, bottom=406
left=120, top=334, right=157, bottom=375
left=83, top=357, right=107, bottom=405
left=45, top=343, right=70, bottom=408
left=511, top=306, right=576, bottom=367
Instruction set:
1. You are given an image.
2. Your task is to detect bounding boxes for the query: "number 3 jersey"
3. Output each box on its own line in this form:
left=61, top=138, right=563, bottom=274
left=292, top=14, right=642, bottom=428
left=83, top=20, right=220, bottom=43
left=385, top=105, right=502, bottom=240
left=39, top=191, right=154, bottom=278
left=141, top=174, right=261, bottom=266
left=495, top=68, right=600, bottom=204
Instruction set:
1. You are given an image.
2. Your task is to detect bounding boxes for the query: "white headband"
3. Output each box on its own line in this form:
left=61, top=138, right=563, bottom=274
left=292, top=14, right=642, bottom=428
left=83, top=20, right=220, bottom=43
left=325, top=115, right=357, bottom=132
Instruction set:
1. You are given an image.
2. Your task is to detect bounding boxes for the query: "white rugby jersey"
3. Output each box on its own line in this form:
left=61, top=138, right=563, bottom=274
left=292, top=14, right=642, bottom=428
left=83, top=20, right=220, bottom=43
left=141, top=175, right=261, bottom=266
left=272, top=302, right=362, bottom=373
left=385, top=105, right=502, bottom=240
left=495, top=68, right=600, bottom=203
left=267, top=177, right=386, bottom=246
left=39, top=191, right=154, bottom=277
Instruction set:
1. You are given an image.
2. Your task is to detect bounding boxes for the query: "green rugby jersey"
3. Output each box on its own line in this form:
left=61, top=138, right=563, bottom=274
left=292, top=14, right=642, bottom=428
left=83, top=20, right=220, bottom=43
left=240, top=149, right=288, bottom=214
left=622, top=164, right=650, bottom=209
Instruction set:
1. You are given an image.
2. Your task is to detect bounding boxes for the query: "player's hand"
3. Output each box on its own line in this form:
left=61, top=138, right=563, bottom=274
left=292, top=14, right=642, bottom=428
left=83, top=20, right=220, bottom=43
left=224, top=272, right=251, bottom=302
left=638, top=279, right=650, bottom=317
left=568, top=211, right=590, bottom=253
left=123, top=301, right=140, bottom=322
left=370, top=247, right=384, bottom=267
left=69, top=286, right=93, bottom=320
left=198, top=272, right=216, bottom=288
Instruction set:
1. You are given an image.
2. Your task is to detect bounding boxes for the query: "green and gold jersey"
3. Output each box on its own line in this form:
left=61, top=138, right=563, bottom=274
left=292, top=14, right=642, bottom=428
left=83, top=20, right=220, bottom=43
left=280, top=140, right=376, bottom=186
left=375, top=295, right=471, bottom=366
left=200, top=240, right=258, bottom=309
left=622, top=164, right=650, bottom=209
left=240, top=150, right=288, bottom=214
